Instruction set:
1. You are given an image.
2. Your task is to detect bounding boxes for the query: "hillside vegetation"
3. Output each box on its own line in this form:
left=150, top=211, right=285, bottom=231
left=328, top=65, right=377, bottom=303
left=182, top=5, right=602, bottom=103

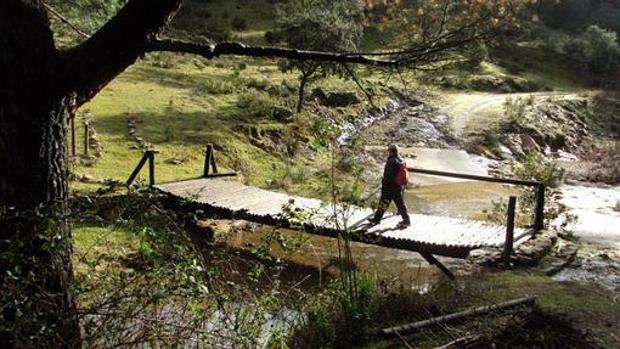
left=34, top=1, right=620, bottom=348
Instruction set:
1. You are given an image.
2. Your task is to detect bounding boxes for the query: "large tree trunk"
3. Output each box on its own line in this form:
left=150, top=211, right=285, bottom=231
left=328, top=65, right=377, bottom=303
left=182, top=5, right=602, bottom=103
left=1, top=0, right=183, bottom=346
left=0, top=1, right=79, bottom=347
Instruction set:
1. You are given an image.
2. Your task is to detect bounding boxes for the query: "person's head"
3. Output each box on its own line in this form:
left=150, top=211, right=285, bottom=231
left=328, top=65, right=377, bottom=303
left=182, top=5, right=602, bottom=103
left=388, top=143, right=399, bottom=156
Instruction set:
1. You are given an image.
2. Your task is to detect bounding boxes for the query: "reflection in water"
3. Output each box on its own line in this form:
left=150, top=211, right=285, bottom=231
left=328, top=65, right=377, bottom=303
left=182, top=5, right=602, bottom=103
left=405, top=181, right=522, bottom=220
left=222, top=223, right=466, bottom=288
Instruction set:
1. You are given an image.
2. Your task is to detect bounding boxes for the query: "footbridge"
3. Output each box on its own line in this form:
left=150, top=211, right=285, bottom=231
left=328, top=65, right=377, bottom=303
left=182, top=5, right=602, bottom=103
left=128, top=146, right=546, bottom=278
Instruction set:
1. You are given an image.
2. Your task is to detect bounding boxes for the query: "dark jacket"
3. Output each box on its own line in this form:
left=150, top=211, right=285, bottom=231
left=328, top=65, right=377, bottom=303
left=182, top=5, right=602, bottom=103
left=381, top=154, right=404, bottom=189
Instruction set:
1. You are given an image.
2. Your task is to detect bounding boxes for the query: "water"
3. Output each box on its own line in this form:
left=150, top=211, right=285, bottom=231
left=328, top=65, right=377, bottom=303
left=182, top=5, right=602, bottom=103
left=404, top=181, right=521, bottom=221
left=337, top=98, right=401, bottom=145
left=559, top=184, right=620, bottom=248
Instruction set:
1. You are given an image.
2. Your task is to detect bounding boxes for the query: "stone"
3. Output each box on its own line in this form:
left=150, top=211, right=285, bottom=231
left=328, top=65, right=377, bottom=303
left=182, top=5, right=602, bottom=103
left=165, top=158, right=183, bottom=165
left=496, top=142, right=514, bottom=160
left=504, top=134, right=525, bottom=159
left=324, top=91, right=360, bottom=107
left=311, top=87, right=327, bottom=101
left=519, top=133, right=541, bottom=153
left=271, top=106, right=294, bottom=122
left=80, top=174, right=98, bottom=183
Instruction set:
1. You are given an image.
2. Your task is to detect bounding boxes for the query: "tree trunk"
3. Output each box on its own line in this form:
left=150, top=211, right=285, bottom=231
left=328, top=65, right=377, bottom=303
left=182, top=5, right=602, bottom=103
left=297, top=74, right=308, bottom=113
left=1, top=1, right=80, bottom=347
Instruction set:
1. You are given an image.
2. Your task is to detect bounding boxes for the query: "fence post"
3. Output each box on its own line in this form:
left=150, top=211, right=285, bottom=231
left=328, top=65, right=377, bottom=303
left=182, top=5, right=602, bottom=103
left=126, top=152, right=149, bottom=186
left=503, top=196, right=517, bottom=267
left=210, top=147, right=218, bottom=174
left=204, top=144, right=213, bottom=177
left=533, top=185, right=545, bottom=231
left=148, top=151, right=155, bottom=186
left=84, top=122, right=90, bottom=155
left=71, top=117, right=76, bottom=156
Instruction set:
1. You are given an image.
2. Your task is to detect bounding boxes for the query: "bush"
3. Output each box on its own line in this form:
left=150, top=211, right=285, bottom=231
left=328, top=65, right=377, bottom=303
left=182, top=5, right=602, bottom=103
left=196, top=78, right=239, bottom=95
left=486, top=153, right=574, bottom=228
left=549, top=25, right=620, bottom=79
left=231, top=16, right=248, bottom=30
left=237, top=90, right=279, bottom=118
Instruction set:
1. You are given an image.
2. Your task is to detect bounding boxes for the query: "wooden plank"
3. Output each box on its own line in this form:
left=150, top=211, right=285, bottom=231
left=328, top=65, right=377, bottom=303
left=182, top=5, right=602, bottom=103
left=156, top=178, right=527, bottom=254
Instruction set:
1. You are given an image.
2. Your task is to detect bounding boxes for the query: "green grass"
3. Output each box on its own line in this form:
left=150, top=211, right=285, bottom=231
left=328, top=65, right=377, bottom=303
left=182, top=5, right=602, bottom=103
left=69, top=54, right=383, bottom=195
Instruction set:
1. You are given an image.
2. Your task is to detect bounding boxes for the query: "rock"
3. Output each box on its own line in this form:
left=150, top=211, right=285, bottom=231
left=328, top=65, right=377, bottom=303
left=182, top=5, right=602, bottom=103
left=165, top=158, right=183, bottom=165
left=615, top=200, right=620, bottom=212
left=515, top=230, right=558, bottom=262
left=519, top=133, right=541, bottom=153
left=504, top=134, right=525, bottom=159
left=311, top=87, right=327, bottom=101
left=278, top=85, right=292, bottom=97
left=98, top=207, right=120, bottom=222
left=311, top=88, right=360, bottom=107
left=496, top=143, right=514, bottom=160
left=80, top=174, right=99, bottom=183
left=271, top=106, right=294, bottom=121
left=467, top=247, right=502, bottom=266
left=324, top=91, right=360, bottom=107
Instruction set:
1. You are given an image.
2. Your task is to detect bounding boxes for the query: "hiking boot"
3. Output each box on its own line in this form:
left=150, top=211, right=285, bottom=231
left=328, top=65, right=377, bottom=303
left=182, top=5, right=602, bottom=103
left=367, top=218, right=380, bottom=226
left=396, top=221, right=411, bottom=229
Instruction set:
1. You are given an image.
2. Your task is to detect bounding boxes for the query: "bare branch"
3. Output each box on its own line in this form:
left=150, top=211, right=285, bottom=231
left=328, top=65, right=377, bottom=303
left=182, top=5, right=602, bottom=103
left=341, top=63, right=375, bottom=108
left=144, top=39, right=400, bottom=67
left=61, top=0, right=183, bottom=106
left=42, top=1, right=90, bottom=39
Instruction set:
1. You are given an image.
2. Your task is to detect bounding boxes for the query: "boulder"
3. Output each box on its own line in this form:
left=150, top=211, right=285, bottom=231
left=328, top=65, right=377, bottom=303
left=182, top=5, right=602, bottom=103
left=504, top=134, right=525, bottom=159
left=311, top=88, right=360, bottom=107
left=165, top=158, right=183, bottom=165
left=324, top=91, right=360, bottom=107
left=495, top=142, right=514, bottom=160
left=519, top=133, right=541, bottom=153
left=311, top=87, right=327, bottom=101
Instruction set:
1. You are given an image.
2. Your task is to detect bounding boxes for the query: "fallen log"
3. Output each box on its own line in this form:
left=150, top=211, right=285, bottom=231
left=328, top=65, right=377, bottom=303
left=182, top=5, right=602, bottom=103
left=434, top=335, right=483, bottom=349
left=381, top=296, right=536, bottom=336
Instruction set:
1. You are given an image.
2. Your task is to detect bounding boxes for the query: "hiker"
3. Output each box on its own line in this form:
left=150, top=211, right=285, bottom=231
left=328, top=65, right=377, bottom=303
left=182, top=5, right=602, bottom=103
left=369, top=144, right=411, bottom=228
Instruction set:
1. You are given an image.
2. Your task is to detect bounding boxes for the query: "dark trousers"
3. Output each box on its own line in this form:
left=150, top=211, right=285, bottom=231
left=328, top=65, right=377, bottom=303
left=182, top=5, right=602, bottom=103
left=373, top=187, right=410, bottom=223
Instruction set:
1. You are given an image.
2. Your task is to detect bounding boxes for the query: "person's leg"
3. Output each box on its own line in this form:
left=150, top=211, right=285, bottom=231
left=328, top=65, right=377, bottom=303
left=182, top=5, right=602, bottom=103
left=371, top=189, right=391, bottom=223
left=393, top=188, right=410, bottom=225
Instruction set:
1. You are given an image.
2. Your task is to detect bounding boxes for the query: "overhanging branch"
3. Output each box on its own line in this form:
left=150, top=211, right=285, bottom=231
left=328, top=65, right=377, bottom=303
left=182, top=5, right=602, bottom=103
left=144, top=40, right=400, bottom=67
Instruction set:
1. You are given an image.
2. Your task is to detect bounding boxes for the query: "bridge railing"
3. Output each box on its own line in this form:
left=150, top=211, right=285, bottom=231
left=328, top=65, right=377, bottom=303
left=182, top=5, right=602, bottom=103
left=127, top=150, right=157, bottom=186
left=407, top=167, right=545, bottom=231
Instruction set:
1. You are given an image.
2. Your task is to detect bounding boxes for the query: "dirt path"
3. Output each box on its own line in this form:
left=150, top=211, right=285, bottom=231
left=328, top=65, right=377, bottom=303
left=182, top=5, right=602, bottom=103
left=440, top=91, right=578, bottom=135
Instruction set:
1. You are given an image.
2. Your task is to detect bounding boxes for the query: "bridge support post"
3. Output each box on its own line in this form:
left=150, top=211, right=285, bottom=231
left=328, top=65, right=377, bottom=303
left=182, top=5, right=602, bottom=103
left=203, top=144, right=218, bottom=177
left=127, top=150, right=157, bottom=186
left=503, top=196, right=517, bottom=267
left=533, top=185, right=545, bottom=231
left=84, top=122, right=89, bottom=155
left=148, top=151, right=155, bottom=186
left=421, top=253, right=455, bottom=280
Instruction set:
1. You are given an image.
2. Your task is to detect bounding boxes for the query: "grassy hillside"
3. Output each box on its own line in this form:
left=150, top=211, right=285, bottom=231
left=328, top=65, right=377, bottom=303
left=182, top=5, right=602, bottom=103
left=70, top=51, right=386, bottom=197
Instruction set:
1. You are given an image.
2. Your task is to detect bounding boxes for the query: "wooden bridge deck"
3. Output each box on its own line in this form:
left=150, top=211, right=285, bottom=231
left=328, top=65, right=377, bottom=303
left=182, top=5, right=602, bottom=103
left=155, top=178, right=533, bottom=259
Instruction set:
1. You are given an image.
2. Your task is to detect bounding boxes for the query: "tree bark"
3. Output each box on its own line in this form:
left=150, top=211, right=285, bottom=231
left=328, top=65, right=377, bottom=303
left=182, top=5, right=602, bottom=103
left=297, top=74, right=308, bottom=113
left=0, top=1, right=80, bottom=347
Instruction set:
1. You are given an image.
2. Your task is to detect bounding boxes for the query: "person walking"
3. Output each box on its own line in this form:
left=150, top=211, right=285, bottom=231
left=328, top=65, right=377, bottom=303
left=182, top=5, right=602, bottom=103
left=369, top=144, right=411, bottom=228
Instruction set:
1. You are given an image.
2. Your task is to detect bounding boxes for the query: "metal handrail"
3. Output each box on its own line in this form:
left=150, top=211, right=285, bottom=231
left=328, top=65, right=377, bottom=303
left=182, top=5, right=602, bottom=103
left=408, top=167, right=545, bottom=231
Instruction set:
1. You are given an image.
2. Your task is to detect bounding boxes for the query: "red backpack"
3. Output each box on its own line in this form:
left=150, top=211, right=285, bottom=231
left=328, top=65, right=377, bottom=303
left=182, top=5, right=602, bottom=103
left=394, top=161, right=409, bottom=186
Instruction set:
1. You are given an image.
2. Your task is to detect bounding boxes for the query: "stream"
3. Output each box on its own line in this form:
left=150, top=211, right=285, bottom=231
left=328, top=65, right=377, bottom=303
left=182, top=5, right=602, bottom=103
left=553, top=184, right=620, bottom=291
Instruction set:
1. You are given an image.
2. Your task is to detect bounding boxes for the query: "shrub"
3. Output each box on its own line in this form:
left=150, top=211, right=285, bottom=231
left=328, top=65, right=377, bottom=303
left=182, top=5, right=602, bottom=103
left=237, top=90, right=278, bottom=118
left=231, top=16, right=248, bottom=30
left=196, top=78, right=239, bottom=95
left=486, top=153, right=575, bottom=228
